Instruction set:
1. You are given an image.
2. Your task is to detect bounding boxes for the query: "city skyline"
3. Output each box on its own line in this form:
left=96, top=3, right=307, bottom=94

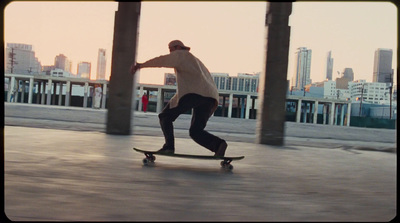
left=3, top=1, right=397, bottom=83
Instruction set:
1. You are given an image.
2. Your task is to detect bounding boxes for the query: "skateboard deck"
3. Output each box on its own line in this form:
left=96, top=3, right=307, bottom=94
left=133, top=147, right=244, bottom=170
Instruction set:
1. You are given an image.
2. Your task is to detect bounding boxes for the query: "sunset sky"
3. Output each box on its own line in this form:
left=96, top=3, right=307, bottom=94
left=4, top=1, right=397, bottom=85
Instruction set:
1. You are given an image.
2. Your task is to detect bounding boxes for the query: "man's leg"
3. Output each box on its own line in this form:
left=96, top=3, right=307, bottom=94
left=158, top=95, right=197, bottom=151
left=158, top=103, right=178, bottom=151
left=189, top=97, right=227, bottom=155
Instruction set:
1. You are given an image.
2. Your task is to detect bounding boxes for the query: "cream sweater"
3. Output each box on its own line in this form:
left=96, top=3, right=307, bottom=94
left=141, top=50, right=219, bottom=112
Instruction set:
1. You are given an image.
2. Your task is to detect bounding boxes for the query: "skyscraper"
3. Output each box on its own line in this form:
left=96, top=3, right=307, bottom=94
left=5, top=43, right=42, bottom=74
left=54, top=54, right=72, bottom=72
left=96, top=48, right=106, bottom=80
left=292, top=47, right=312, bottom=90
left=373, top=48, right=393, bottom=83
left=325, top=51, right=333, bottom=80
left=77, top=62, right=91, bottom=79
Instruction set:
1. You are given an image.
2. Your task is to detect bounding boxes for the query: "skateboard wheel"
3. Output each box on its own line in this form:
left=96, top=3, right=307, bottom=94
left=142, top=158, right=149, bottom=165
left=220, top=161, right=233, bottom=170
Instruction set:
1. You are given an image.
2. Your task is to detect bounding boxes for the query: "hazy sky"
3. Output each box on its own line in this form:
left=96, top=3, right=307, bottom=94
left=4, top=1, right=397, bottom=85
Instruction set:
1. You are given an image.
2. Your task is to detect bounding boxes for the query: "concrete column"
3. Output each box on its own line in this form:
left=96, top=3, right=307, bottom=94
left=46, top=79, right=52, bottom=105
left=157, top=88, right=163, bottom=113
left=322, top=104, right=327, bottom=124
left=65, top=81, right=71, bottom=106
left=58, top=82, right=63, bottom=106
left=6, top=77, right=12, bottom=102
left=329, top=102, right=335, bottom=125
left=340, top=104, right=345, bottom=126
left=296, top=99, right=302, bottom=123
left=28, top=77, right=34, bottom=104
left=256, top=2, right=292, bottom=145
left=107, top=2, right=141, bottom=135
left=228, top=93, right=233, bottom=118
left=245, top=94, right=251, bottom=119
left=51, top=81, right=57, bottom=105
left=83, top=82, right=89, bottom=108
left=313, top=100, right=319, bottom=124
left=41, top=82, right=46, bottom=105
left=346, top=103, right=351, bottom=127
left=101, top=83, right=107, bottom=109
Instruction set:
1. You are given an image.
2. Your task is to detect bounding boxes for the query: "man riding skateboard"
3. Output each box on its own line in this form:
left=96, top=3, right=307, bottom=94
left=130, top=40, right=227, bottom=157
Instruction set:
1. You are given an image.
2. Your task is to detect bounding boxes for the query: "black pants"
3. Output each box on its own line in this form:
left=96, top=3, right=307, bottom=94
left=158, top=94, right=225, bottom=152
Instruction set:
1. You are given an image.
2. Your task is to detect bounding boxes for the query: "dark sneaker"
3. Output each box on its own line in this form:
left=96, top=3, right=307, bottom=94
left=214, top=141, right=227, bottom=157
left=157, top=147, right=175, bottom=154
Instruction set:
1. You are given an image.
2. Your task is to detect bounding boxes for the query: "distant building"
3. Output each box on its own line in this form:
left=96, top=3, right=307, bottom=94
left=212, top=72, right=259, bottom=92
left=41, top=65, right=55, bottom=76
left=163, top=72, right=259, bottom=93
left=5, top=43, right=42, bottom=74
left=342, top=68, right=354, bottom=81
left=54, top=54, right=72, bottom=72
left=50, top=68, right=73, bottom=78
left=164, top=73, right=176, bottom=86
left=96, top=48, right=106, bottom=80
left=373, top=48, right=393, bottom=83
left=302, top=80, right=349, bottom=100
left=325, top=51, right=333, bottom=80
left=292, top=47, right=312, bottom=90
left=349, top=80, right=391, bottom=104
left=322, top=80, right=337, bottom=99
left=302, top=81, right=324, bottom=98
left=323, top=80, right=349, bottom=100
left=211, top=73, right=229, bottom=90
left=335, top=76, right=351, bottom=89
left=77, top=62, right=91, bottom=79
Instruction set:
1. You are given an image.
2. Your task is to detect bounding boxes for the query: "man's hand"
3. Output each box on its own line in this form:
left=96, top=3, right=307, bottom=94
left=130, top=62, right=142, bottom=75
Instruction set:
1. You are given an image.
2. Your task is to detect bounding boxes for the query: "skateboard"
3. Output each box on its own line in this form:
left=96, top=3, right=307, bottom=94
left=133, top=147, right=244, bottom=170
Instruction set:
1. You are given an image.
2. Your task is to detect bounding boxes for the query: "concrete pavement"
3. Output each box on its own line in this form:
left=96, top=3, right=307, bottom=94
left=4, top=103, right=397, bottom=152
left=3, top=103, right=397, bottom=221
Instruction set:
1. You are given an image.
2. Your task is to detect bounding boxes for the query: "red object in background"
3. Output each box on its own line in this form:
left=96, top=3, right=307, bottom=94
left=142, top=94, right=149, bottom=112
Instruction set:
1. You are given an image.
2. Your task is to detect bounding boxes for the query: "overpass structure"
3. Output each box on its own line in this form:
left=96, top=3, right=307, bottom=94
left=5, top=73, right=351, bottom=126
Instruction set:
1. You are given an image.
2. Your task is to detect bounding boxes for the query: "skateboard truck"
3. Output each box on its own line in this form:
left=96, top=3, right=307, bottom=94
left=143, top=153, right=156, bottom=165
left=220, top=159, right=234, bottom=170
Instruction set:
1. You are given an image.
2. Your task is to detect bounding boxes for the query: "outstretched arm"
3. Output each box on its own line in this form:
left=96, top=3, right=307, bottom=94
left=130, top=52, right=180, bottom=75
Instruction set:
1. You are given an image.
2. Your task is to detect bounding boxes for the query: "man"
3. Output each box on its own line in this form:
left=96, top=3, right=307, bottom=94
left=141, top=92, right=149, bottom=112
left=130, top=40, right=227, bottom=157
